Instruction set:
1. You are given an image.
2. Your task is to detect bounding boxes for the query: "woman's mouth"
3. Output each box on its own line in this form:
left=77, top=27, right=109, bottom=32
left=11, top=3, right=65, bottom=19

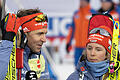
left=90, top=59, right=97, bottom=62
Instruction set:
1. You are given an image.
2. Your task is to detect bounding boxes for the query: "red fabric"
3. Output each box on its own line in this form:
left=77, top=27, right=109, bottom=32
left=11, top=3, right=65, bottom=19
left=37, top=60, right=41, bottom=69
left=86, top=33, right=112, bottom=54
left=88, top=15, right=113, bottom=36
left=20, top=13, right=48, bottom=33
left=16, top=48, right=24, bottom=68
left=6, top=13, right=21, bottom=34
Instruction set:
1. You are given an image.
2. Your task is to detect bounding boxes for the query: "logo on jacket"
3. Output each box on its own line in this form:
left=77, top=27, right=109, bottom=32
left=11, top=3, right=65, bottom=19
left=28, top=55, right=45, bottom=78
left=79, top=66, right=87, bottom=80
left=79, top=72, right=84, bottom=80
left=75, top=15, right=79, bottom=19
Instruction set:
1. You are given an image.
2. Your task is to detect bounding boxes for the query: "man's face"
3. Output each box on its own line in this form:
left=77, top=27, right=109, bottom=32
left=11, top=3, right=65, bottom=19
left=102, top=1, right=112, bottom=11
left=80, top=0, right=89, bottom=8
left=26, top=28, right=47, bottom=53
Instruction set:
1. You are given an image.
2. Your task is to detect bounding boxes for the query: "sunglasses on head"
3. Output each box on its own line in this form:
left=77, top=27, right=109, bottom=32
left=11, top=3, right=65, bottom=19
left=89, top=28, right=112, bottom=38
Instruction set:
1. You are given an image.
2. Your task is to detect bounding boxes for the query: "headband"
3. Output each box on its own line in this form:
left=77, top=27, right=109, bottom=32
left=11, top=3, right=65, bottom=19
left=20, top=13, right=48, bottom=32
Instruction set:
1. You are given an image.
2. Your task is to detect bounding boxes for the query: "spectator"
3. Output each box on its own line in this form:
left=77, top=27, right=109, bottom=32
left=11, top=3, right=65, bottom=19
left=98, top=0, right=119, bottom=21
left=66, top=0, right=96, bottom=67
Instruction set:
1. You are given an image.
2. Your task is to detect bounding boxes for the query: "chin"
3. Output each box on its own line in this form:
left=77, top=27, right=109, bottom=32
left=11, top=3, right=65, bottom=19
left=36, top=49, right=41, bottom=53
left=32, top=49, right=41, bottom=53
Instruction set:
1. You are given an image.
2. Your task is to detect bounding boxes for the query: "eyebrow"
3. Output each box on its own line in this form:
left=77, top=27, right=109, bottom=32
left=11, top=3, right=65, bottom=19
left=87, top=45, right=92, bottom=47
left=96, top=47, right=102, bottom=49
left=37, top=31, right=48, bottom=34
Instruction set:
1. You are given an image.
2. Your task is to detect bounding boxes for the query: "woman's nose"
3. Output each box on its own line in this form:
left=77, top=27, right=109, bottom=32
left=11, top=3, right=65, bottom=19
left=91, top=49, right=96, bottom=56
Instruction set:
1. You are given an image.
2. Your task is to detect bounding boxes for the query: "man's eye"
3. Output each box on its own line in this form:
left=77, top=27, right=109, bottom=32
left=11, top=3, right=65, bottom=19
left=37, top=33, right=43, bottom=35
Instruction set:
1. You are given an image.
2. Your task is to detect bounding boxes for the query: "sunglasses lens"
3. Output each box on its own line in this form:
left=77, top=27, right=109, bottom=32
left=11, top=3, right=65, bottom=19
left=100, top=29, right=110, bottom=36
left=89, top=28, right=111, bottom=37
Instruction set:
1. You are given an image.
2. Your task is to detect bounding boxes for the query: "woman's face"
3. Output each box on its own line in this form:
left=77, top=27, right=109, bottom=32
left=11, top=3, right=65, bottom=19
left=86, top=43, right=107, bottom=62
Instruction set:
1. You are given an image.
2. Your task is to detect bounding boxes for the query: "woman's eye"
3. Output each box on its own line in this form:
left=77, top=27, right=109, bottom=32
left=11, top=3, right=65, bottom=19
left=96, top=49, right=102, bottom=51
left=87, top=47, right=92, bottom=50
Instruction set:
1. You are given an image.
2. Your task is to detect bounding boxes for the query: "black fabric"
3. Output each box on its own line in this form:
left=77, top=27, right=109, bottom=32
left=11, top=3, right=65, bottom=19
left=19, top=30, right=27, bottom=48
left=98, top=2, right=114, bottom=13
left=92, top=13, right=113, bottom=19
left=66, top=44, right=70, bottom=53
left=25, top=71, right=37, bottom=80
left=2, top=32, right=15, bottom=42
left=1, top=17, right=16, bottom=42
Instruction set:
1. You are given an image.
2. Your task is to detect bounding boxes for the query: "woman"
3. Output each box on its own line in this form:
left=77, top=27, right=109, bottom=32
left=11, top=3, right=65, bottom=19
left=67, top=14, right=114, bottom=80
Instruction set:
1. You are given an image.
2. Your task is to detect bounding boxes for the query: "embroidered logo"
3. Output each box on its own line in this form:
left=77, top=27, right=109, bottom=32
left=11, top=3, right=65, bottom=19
left=37, top=60, right=41, bottom=69
left=80, top=67, right=85, bottom=71
left=79, top=72, right=84, bottom=80
left=28, top=55, right=45, bottom=78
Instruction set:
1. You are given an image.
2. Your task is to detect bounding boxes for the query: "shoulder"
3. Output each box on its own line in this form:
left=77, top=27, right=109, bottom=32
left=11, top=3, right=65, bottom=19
left=0, top=40, right=13, bottom=48
left=67, top=70, right=80, bottom=80
left=73, top=10, right=79, bottom=17
left=67, top=61, right=88, bottom=80
left=90, top=8, right=97, bottom=14
left=40, top=51, right=48, bottom=65
left=40, top=51, right=50, bottom=79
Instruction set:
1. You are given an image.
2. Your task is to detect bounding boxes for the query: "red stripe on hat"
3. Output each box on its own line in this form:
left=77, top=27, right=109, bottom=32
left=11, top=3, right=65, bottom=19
left=20, top=13, right=48, bottom=32
left=86, top=33, right=112, bottom=54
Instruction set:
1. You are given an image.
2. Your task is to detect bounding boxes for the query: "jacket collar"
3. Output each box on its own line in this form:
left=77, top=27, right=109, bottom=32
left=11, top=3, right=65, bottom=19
left=24, top=45, right=41, bottom=59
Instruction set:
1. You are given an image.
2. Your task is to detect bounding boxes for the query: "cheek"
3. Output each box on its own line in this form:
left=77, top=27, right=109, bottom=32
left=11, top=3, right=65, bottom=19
left=27, top=37, right=33, bottom=46
left=86, top=50, right=91, bottom=59
left=27, top=35, right=38, bottom=42
left=27, top=36, right=36, bottom=46
left=97, top=53, right=106, bottom=61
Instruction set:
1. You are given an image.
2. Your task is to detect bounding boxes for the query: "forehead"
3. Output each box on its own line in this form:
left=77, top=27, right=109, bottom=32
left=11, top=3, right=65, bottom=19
left=30, top=28, right=47, bottom=34
left=87, top=43, right=104, bottom=48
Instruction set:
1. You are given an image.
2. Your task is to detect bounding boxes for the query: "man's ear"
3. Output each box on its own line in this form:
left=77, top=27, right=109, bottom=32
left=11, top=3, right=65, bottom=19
left=19, top=30, right=28, bottom=49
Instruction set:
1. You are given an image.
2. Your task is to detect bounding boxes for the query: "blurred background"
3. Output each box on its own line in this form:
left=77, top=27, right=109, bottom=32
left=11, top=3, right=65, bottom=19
left=1, top=0, right=120, bottom=80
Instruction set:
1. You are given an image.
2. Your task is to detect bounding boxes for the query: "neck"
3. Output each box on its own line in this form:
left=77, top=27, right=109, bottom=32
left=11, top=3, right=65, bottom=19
left=86, top=60, right=109, bottom=77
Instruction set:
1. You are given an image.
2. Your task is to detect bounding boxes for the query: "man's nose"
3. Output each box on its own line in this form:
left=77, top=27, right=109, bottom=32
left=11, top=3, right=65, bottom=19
left=41, top=34, right=46, bottom=43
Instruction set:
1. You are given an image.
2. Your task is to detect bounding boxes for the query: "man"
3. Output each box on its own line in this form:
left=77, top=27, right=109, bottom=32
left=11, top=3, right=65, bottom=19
left=98, top=0, right=119, bottom=21
left=66, top=0, right=96, bottom=66
left=0, top=9, right=49, bottom=80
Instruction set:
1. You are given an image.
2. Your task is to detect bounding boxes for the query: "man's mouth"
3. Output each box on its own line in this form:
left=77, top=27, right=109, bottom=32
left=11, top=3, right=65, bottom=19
left=37, top=44, right=42, bottom=48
